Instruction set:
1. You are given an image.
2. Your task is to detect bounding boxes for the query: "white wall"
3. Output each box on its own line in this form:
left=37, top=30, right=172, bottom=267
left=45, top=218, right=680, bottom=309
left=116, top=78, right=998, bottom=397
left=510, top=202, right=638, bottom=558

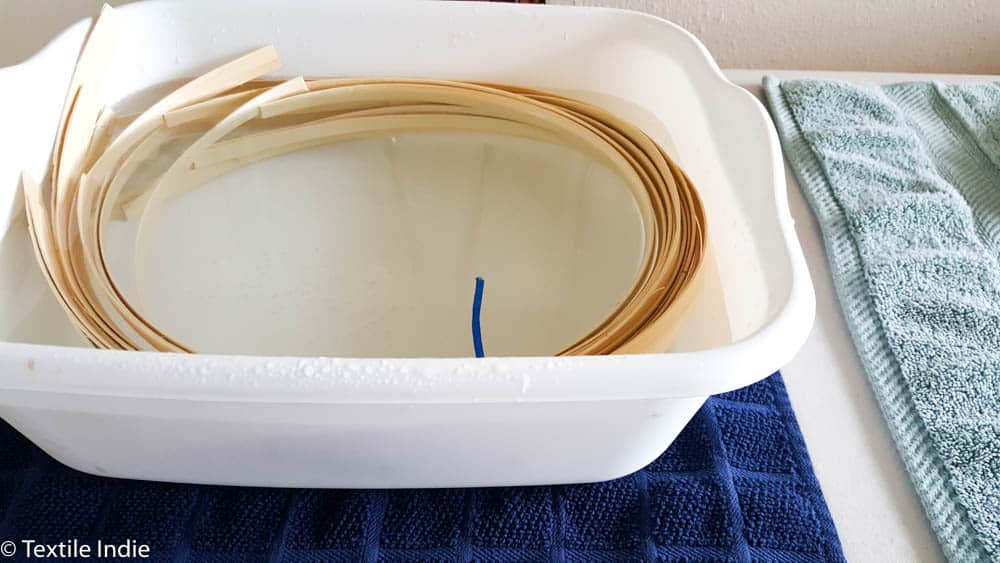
left=553, top=0, right=1000, bottom=74
left=0, top=0, right=129, bottom=67
left=2, top=0, right=999, bottom=73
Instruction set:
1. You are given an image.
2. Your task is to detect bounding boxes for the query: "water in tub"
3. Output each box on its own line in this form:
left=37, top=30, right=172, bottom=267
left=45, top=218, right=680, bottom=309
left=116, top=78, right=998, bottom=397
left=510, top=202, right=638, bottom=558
left=0, top=87, right=732, bottom=357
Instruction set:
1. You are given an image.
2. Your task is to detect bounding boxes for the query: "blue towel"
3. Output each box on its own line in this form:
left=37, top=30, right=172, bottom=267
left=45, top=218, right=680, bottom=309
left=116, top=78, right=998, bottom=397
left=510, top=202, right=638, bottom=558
left=765, top=78, right=1000, bottom=563
left=0, top=372, right=842, bottom=562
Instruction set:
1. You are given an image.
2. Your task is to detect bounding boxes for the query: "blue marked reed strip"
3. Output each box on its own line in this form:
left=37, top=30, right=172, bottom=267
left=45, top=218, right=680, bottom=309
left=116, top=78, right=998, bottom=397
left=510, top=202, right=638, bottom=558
left=472, top=277, right=485, bottom=358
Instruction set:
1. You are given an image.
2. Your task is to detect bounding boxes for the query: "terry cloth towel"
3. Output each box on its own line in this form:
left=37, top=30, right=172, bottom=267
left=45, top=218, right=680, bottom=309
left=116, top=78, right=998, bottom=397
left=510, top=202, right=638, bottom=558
left=0, top=372, right=844, bottom=562
left=764, top=78, right=1000, bottom=563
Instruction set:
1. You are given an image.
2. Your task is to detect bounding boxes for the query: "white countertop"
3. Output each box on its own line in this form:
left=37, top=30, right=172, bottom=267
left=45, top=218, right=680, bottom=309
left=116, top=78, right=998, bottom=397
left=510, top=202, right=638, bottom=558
left=728, top=69, right=997, bottom=563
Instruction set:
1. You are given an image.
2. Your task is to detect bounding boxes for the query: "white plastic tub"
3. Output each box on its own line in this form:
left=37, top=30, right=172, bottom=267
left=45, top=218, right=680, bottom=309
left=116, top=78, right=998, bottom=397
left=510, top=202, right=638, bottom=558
left=0, top=0, right=813, bottom=488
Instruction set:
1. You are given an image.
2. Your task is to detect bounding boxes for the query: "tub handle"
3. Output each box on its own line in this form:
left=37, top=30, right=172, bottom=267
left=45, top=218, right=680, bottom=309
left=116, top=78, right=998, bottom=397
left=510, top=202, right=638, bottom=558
left=0, top=18, right=91, bottom=237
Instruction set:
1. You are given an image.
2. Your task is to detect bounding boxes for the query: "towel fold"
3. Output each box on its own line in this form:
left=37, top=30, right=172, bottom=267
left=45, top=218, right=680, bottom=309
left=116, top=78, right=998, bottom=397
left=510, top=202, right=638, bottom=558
left=765, top=77, right=1000, bottom=563
left=0, top=372, right=842, bottom=562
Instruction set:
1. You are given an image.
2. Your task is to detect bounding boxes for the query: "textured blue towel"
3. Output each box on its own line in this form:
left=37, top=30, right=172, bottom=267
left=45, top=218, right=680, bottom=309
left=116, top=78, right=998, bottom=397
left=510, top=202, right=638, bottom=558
left=0, top=372, right=842, bottom=562
left=765, top=78, right=1000, bottom=563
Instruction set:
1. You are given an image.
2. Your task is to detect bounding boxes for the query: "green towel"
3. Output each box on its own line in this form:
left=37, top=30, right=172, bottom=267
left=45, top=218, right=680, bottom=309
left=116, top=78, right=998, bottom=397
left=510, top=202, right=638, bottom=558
left=764, top=78, right=1000, bottom=563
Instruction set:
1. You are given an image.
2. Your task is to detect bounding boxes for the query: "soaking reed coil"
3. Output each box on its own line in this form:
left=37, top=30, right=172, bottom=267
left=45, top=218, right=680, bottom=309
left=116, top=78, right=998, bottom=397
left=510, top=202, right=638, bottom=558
left=21, top=6, right=707, bottom=355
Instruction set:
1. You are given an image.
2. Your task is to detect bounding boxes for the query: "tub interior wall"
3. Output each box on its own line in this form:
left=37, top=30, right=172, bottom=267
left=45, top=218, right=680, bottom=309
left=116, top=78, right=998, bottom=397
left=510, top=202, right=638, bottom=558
left=0, top=1, right=785, bottom=355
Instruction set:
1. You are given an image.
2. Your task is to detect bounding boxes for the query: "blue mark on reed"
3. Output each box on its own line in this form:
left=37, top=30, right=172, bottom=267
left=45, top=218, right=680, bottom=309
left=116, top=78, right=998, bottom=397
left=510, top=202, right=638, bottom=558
left=472, top=277, right=485, bottom=358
